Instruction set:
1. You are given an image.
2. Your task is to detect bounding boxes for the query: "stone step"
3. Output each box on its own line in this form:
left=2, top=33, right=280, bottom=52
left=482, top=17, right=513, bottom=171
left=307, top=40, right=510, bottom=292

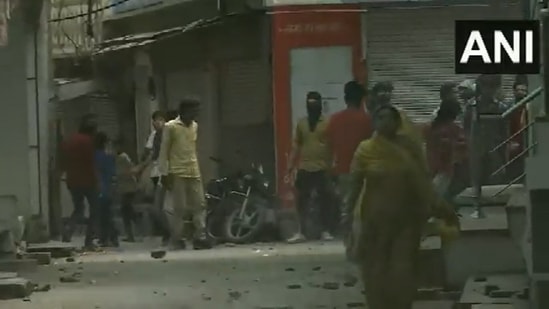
left=444, top=207, right=525, bottom=288
left=412, top=300, right=455, bottom=308
left=455, top=184, right=524, bottom=206
left=469, top=305, right=524, bottom=309
left=20, top=252, right=51, bottom=265
left=418, top=236, right=446, bottom=289
left=26, top=241, right=76, bottom=258
left=458, top=206, right=509, bottom=236
left=455, top=274, right=529, bottom=309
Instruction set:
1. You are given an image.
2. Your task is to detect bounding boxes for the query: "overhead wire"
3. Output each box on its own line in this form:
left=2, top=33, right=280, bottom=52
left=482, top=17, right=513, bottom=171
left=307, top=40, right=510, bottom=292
left=49, top=0, right=132, bottom=22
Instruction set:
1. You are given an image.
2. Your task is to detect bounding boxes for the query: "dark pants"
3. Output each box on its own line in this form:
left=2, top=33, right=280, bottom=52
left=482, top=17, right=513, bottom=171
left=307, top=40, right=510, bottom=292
left=64, top=186, right=98, bottom=246
left=121, top=192, right=137, bottom=239
left=98, top=196, right=118, bottom=244
left=150, top=177, right=170, bottom=241
left=295, top=170, right=336, bottom=234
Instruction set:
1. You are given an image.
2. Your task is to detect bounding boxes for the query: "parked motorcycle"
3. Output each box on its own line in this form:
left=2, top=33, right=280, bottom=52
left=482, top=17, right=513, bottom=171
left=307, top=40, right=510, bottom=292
left=204, top=157, right=236, bottom=242
left=221, top=163, right=279, bottom=244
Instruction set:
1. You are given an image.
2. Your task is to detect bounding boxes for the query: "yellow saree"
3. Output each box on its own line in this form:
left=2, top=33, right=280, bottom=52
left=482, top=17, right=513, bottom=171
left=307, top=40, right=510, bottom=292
left=348, top=118, right=459, bottom=261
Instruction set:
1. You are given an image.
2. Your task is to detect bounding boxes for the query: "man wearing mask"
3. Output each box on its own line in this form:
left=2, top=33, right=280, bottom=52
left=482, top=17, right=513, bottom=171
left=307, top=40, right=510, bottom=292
left=158, top=99, right=211, bottom=250
left=287, top=92, right=335, bottom=243
left=61, top=114, right=100, bottom=250
left=326, top=81, right=372, bottom=246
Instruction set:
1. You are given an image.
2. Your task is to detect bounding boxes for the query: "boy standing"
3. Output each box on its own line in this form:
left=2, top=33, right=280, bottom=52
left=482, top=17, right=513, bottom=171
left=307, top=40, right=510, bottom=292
left=95, top=132, right=118, bottom=247
left=114, top=139, right=139, bottom=242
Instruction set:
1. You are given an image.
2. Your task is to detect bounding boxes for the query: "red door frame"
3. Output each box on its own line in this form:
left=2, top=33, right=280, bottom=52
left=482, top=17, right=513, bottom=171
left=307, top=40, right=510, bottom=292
left=271, top=4, right=365, bottom=208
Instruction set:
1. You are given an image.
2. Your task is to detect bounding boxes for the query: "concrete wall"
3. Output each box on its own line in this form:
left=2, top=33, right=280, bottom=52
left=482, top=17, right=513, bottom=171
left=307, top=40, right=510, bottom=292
left=0, top=13, right=30, bottom=233
left=0, top=1, right=50, bottom=236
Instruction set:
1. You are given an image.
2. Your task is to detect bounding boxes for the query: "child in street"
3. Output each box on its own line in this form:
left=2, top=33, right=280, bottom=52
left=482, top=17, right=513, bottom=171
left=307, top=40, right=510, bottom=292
left=114, top=138, right=139, bottom=242
left=95, top=132, right=119, bottom=247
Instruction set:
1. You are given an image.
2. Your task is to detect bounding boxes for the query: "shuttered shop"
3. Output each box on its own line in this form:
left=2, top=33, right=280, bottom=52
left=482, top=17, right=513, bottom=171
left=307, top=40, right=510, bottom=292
left=365, top=1, right=521, bottom=123
left=57, top=93, right=120, bottom=139
left=215, top=16, right=274, bottom=176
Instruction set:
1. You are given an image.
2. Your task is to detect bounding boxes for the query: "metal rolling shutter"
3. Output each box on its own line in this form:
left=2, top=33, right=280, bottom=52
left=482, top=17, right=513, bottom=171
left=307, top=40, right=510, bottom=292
left=58, top=92, right=119, bottom=139
left=366, top=1, right=521, bottom=123
left=88, top=93, right=120, bottom=139
left=218, top=58, right=273, bottom=177
left=219, top=59, right=270, bottom=126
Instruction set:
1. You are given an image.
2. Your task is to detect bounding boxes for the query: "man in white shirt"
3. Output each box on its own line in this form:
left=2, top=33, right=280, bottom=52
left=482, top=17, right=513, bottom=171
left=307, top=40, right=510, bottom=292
left=140, top=111, right=170, bottom=245
left=142, top=111, right=166, bottom=187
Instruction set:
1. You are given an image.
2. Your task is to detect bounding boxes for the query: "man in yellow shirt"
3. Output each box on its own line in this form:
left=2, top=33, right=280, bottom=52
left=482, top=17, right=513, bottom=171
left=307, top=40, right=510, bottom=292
left=288, top=91, right=335, bottom=243
left=158, top=99, right=211, bottom=250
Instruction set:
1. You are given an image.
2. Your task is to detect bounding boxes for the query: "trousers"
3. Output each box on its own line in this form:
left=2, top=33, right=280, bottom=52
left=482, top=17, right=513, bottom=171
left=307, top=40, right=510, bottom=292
left=166, top=176, right=207, bottom=240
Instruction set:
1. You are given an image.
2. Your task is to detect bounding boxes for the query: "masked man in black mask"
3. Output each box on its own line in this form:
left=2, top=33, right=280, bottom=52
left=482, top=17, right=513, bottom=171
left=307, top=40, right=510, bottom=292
left=287, top=92, right=335, bottom=243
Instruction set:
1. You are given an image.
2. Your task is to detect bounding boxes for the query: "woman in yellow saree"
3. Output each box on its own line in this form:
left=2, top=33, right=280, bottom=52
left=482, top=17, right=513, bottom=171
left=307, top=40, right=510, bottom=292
left=348, top=105, right=458, bottom=309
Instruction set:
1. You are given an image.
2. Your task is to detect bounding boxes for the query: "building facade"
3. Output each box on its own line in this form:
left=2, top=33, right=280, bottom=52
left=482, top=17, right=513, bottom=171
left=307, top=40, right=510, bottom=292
left=94, top=0, right=524, bottom=212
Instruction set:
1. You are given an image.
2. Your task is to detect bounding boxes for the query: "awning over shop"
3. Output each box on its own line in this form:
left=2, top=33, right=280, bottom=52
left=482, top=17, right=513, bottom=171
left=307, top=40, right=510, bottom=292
left=93, top=16, right=222, bottom=55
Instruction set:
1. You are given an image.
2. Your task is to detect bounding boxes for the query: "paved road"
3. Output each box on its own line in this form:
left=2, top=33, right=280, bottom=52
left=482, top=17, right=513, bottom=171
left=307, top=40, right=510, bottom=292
left=4, top=240, right=453, bottom=309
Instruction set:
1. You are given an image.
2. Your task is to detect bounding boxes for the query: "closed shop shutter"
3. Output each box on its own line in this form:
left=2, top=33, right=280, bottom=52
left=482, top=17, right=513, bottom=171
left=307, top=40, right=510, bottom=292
left=88, top=93, right=120, bottom=139
left=219, top=59, right=271, bottom=126
left=366, top=1, right=521, bottom=123
left=218, top=57, right=273, bottom=176
left=58, top=92, right=119, bottom=140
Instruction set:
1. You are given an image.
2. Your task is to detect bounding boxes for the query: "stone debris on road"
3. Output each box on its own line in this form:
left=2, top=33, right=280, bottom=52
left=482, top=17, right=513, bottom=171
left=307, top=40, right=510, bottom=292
left=150, top=250, right=166, bottom=259
left=322, top=282, right=340, bottom=290
left=0, top=242, right=379, bottom=307
left=32, top=283, right=51, bottom=292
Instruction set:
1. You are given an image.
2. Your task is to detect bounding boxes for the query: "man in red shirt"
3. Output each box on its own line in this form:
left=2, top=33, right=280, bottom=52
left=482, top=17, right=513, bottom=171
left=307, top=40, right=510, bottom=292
left=61, top=114, right=99, bottom=249
left=326, top=81, right=373, bottom=235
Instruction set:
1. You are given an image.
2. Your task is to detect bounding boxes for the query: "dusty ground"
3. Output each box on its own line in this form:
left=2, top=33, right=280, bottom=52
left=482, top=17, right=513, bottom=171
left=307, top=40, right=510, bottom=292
left=2, top=240, right=453, bottom=309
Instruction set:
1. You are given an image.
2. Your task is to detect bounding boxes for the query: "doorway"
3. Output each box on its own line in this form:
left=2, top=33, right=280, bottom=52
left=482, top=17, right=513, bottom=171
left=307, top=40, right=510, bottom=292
left=289, top=46, right=354, bottom=131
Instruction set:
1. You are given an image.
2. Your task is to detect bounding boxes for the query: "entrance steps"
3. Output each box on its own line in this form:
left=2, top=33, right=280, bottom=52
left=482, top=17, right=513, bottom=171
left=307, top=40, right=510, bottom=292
left=416, top=184, right=529, bottom=305
left=444, top=205, right=526, bottom=289
left=454, top=274, right=529, bottom=309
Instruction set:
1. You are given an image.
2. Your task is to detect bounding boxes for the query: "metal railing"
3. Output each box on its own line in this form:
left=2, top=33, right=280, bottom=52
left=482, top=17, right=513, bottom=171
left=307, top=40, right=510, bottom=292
left=469, top=86, right=542, bottom=218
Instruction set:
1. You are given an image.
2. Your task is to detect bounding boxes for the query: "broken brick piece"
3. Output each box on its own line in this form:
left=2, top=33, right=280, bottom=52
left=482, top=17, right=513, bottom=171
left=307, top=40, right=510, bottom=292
left=0, top=277, right=33, bottom=300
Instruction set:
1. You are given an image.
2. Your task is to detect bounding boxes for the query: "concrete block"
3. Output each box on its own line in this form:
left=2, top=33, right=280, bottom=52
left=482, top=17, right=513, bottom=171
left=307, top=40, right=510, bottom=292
left=22, top=252, right=51, bottom=265
left=27, top=241, right=75, bottom=258
left=0, top=277, right=33, bottom=300
left=0, top=258, right=38, bottom=273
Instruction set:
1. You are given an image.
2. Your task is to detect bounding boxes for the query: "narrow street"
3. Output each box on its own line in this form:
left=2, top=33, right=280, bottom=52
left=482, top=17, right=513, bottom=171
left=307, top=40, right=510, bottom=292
left=6, top=241, right=363, bottom=309
left=3, top=241, right=452, bottom=309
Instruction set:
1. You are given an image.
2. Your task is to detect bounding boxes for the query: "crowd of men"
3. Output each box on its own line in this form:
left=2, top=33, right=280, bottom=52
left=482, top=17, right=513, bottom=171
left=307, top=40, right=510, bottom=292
left=60, top=100, right=211, bottom=251
left=286, top=74, right=529, bottom=243
left=58, top=73, right=529, bottom=251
